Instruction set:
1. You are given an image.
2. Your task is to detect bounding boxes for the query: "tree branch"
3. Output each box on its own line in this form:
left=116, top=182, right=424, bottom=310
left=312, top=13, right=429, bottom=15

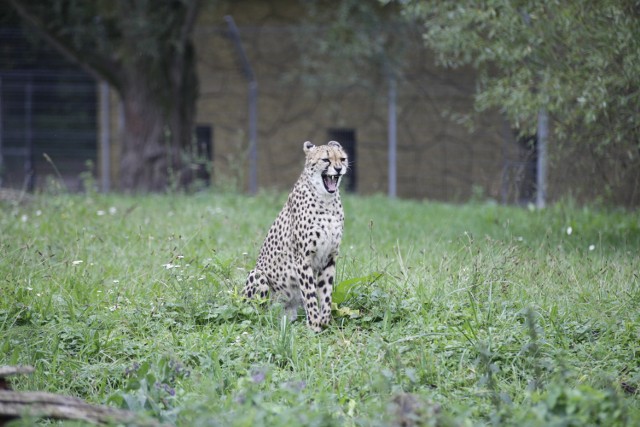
left=180, top=0, right=202, bottom=48
left=7, top=0, right=124, bottom=91
left=172, top=0, right=202, bottom=85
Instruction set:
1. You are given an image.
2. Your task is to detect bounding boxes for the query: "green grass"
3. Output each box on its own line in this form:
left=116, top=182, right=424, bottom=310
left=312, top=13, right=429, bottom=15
left=1, top=190, right=639, bottom=426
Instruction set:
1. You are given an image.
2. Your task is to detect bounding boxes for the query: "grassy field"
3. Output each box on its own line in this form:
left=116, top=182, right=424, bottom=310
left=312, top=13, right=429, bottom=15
left=1, top=190, right=639, bottom=426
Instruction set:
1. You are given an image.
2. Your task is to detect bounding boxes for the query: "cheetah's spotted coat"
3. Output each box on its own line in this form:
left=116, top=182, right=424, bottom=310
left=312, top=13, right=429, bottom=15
left=243, top=141, right=348, bottom=332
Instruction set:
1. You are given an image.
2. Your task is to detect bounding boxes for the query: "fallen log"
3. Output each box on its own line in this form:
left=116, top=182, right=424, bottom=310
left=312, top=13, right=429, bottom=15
left=0, top=366, right=167, bottom=426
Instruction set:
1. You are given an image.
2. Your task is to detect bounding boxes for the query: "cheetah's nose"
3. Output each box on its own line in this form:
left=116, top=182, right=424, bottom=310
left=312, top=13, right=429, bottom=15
left=334, top=166, right=342, bottom=174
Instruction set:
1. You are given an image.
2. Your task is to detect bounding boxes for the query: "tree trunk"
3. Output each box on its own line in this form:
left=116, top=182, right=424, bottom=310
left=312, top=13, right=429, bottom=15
left=119, top=81, right=166, bottom=192
left=118, top=51, right=197, bottom=192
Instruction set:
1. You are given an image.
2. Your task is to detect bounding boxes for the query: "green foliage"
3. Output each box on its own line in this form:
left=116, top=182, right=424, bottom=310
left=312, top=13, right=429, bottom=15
left=332, top=271, right=383, bottom=305
left=296, top=0, right=414, bottom=88
left=406, top=0, right=640, bottom=148
left=520, top=380, right=630, bottom=426
left=1, top=192, right=639, bottom=425
left=108, top=357, right=191, bottom=423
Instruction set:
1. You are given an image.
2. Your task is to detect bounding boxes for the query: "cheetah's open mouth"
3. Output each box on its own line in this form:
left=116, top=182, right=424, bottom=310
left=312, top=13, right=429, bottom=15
left=322, top=172, right=339, bottom=193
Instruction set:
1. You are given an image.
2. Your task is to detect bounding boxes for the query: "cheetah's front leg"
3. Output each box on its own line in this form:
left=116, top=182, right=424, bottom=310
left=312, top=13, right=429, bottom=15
left=297, top=263, right=322, bottom=332
left=243, top=269, right=270, bottom=300
left=317, top=258, right=336, bottom=327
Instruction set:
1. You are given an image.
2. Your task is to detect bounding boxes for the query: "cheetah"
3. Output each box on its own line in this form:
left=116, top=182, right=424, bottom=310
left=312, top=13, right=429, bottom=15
left=243, top=140, right=348, bottom=332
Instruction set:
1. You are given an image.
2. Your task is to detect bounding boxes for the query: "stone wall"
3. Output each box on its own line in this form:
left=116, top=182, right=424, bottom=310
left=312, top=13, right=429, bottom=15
left=192, top=0, right=510, bottom=201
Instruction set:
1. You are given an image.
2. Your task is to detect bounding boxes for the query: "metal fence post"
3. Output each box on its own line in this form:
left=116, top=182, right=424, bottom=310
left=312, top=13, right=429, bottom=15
left=100, top=81, right=110, bottom=192
left=536, top=108, right=548, bottom=209
left=388, top=73, right=397, bottom=199
left=225, top=15, right=258, bottom=194
left=25, top=77, right=34, bottom=192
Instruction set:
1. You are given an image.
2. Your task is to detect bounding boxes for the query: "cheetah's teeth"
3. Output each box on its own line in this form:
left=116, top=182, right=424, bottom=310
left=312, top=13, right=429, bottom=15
left=322, top=173, right=339, bottom=193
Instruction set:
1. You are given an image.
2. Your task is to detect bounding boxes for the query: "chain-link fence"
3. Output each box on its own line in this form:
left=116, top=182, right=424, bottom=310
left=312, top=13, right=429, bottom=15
left=3, top=23, right=636, bottom=205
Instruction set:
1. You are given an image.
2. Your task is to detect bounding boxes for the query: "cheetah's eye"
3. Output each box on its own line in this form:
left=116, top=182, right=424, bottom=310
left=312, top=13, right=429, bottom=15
left=340, top=157, right=346, bottom=162
left=322, top=158, right=330, bottom=163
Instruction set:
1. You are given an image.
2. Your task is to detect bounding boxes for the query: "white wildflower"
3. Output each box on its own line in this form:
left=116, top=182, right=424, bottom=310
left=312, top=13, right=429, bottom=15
left=566, top=226, right=573, bottom=236
left=21, top=214, right=28, bottom=222
left=589, top=244, right=595, bottom=251
left=163, top=263, right=180, bottom=269
left=97, top=210, right=106, bottom=216
left=108, top=206, right=117, bottom=215
left=36, top=210, right=42, bottom=216
left=72, top=260, right=83, bottom=265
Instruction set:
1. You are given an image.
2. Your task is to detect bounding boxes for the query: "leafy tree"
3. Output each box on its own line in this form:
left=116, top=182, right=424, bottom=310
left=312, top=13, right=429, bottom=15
left=8, top=0, right=202, bottom=191
left=405, top=0, right=640, bottom=156
left=403, top=0, right=640, bottom=205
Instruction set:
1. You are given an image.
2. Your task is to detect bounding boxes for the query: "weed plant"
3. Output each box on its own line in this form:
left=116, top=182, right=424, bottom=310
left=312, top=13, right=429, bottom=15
left=1, top=191, right=639, bottom=426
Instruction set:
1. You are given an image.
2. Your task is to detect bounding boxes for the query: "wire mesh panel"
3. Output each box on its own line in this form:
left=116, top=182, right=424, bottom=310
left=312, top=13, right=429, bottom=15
left=0, top=29, right=97, bottom=192
left=1, top=72, right=97, bottom=191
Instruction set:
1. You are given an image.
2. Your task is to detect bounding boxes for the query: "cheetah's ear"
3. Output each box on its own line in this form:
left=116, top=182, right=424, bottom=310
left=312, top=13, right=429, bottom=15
left=328, top=140, right=342, bottom=148
left=303, top=141, right=315, bottom=153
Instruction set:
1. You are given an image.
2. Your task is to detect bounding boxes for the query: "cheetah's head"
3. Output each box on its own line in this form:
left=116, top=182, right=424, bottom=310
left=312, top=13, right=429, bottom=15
left=303, top=141, right=348, bottom=196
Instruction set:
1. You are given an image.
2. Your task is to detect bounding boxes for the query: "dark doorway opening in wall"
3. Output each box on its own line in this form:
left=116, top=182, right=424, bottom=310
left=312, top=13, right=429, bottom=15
left=501, top=131, right=539, bottom=205
left=195, top=124, right=213, bottom=186
left=518, top=134, right=538, bottom=204
left=328, top=128, right=356, bottom=193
